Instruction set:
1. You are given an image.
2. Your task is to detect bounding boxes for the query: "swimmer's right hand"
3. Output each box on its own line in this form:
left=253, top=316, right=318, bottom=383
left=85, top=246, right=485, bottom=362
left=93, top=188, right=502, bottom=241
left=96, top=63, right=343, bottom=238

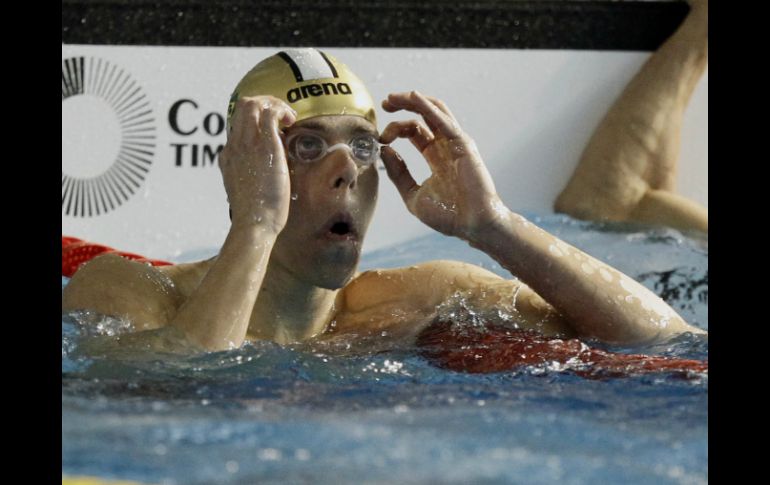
left=219, top=95, right=297, bottom=233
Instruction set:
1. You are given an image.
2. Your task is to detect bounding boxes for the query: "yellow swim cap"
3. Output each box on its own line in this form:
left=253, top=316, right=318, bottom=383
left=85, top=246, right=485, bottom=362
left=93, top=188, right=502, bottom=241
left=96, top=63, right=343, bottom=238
left=227, top=48, right=377, bottom=132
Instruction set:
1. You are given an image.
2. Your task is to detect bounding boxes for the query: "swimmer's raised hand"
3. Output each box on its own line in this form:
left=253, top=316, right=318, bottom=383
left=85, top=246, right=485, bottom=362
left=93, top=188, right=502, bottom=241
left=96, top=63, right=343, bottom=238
left=220, top=95, right=297, bottom=233
left=379, top=91, right=506, bottom=242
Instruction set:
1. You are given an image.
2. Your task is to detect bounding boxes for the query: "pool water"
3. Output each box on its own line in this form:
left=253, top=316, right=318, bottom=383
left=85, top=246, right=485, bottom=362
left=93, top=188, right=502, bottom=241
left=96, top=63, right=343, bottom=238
left=62, top=214, right=707, bottom=485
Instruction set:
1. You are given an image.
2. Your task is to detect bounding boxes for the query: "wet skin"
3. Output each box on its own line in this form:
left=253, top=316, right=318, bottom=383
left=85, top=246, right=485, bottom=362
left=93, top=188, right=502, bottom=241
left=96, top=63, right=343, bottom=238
left=63, top=90, right=705, bottom=355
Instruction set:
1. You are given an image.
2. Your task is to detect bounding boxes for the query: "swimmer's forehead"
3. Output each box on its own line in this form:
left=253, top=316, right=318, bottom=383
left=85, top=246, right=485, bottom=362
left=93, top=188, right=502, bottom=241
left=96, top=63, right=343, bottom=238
left=288, top=115, right=378, bottom=137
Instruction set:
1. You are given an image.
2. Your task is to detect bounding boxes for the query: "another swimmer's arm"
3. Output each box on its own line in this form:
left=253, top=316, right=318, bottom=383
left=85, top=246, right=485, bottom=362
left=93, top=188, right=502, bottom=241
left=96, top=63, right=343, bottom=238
left=466, top=211, right=705, bottom=344
left=628, top=190, right=708, bottom=233
left=554, top=1, right=708, bottom=233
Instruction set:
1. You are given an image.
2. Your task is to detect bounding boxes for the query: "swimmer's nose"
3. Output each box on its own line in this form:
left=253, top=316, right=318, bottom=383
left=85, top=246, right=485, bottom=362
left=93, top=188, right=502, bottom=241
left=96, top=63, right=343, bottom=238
left=328, top=149, right=358, bottom=191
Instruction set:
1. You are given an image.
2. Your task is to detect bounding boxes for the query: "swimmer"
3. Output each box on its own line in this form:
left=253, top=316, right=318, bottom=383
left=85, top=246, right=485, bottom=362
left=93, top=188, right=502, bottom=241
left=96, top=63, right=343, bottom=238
left=62, top=2, right=708, bottom=362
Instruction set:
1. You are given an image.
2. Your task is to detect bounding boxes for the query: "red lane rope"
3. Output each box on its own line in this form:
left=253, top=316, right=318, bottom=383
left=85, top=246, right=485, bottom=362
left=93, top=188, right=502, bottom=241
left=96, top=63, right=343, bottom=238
left=417, top=319, right=707, bottom=379
left=62, top=236, right=173, bottom=278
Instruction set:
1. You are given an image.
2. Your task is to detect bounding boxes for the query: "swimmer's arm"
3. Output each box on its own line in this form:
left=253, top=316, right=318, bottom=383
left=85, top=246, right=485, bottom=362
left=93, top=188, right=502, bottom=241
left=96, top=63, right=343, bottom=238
left=73, top=325, right=201, bottom=358
left=166, top=225, right=278, bottom=350
left=62, top=226, right=278, bottom=352
left=467, top=210, right=706, bottom=345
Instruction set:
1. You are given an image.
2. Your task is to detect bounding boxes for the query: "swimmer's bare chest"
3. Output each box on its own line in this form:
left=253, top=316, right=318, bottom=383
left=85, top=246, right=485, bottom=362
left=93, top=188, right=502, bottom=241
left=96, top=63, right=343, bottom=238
left=164, top=258, right=574, bottom=348
left=319, top=288, right=440, bottom=344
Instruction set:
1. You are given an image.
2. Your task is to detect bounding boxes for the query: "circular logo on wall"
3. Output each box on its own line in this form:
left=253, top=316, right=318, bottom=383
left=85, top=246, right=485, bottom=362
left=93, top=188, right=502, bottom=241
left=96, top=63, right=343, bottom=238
left=62, top=56, right=156, bottom=217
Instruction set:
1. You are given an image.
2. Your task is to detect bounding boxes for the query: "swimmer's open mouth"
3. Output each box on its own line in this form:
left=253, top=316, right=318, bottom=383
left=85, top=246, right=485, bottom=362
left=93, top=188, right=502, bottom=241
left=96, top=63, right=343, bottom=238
left=330, top=222, right=351, bottom=235
left=321, top=211, right=359, bottom=240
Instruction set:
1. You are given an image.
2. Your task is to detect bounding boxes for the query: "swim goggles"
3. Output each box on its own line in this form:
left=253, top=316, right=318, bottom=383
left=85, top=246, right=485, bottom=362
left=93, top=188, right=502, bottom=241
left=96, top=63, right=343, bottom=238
left=284, top=132, right=381, bottom=165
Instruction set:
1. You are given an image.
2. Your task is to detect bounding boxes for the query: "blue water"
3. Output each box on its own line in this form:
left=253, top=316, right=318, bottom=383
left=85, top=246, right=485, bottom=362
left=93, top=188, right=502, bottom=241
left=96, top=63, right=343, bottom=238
left=62, top=214, right=708, bottom=485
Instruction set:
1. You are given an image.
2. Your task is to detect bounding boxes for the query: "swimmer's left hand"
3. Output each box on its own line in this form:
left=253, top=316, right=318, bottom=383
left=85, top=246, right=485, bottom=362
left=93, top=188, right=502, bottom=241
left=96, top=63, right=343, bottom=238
left=380, top=91, right=509, bottom=242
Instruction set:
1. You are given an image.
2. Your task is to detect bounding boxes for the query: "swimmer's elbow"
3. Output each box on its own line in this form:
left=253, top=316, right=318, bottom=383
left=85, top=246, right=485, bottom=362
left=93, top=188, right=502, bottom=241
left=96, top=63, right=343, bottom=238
left=669, top=318, right=708, bottom=340
left=76, top=325, right=205, bottom=358
left=600, top=316, right=706, bottom=347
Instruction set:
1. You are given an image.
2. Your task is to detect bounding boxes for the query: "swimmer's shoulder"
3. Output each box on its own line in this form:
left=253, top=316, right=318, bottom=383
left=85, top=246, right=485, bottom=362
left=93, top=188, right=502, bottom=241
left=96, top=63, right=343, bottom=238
left=327, top=260, right=525, bottom=338
left=62, top=254, right=216, bottom=330
left=157, top=256, right=217, bottom=299
left=339, top=259, right=575, bottom=338
left=340, top=259, right=509, bottom=313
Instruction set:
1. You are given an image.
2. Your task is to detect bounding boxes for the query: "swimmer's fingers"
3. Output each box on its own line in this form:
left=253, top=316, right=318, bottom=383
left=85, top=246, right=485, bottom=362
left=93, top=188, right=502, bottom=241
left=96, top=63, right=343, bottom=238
left=382, top=94, right=456, bottom=120
left=424, top=95, right=457, bottom=121
left=379, top=119, right=435, bottom=153
left=383, top=92, right=445, bottom=136
left=227, top=97, right=263, bottom=149
left=257, top=100, right=297, bottom=151
left=382, top=91, right=462, bottom=139
left=381, top=146, right=420, bottom=205
left=230, top=96, right=296, bottom=148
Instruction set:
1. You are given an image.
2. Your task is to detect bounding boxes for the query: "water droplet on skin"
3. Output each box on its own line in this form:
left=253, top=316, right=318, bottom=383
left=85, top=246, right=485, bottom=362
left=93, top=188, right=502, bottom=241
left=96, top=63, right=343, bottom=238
left=548, top=244, right=564, bottom=257
left=267, top=154, right=274, bottom=167
left=599, top=268, right=613, bottom=282
left=291, top=193, right=298, bottom=200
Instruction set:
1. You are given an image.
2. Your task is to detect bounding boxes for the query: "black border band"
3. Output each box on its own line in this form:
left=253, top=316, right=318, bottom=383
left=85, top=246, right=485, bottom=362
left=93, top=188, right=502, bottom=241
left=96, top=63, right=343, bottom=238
left=62, top=1, right=690, bottom=51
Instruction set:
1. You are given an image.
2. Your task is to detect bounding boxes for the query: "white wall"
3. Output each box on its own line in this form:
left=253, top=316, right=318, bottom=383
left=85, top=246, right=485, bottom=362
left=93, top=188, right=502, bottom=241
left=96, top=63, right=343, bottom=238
left=62, top=45, right=707, bottom=260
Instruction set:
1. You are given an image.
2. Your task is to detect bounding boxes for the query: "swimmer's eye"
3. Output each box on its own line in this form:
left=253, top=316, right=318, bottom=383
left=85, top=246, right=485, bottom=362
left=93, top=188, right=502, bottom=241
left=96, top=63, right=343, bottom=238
left=293, top=134, right=324, bottom=161
left=350, top=135, right=379, bottom=163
